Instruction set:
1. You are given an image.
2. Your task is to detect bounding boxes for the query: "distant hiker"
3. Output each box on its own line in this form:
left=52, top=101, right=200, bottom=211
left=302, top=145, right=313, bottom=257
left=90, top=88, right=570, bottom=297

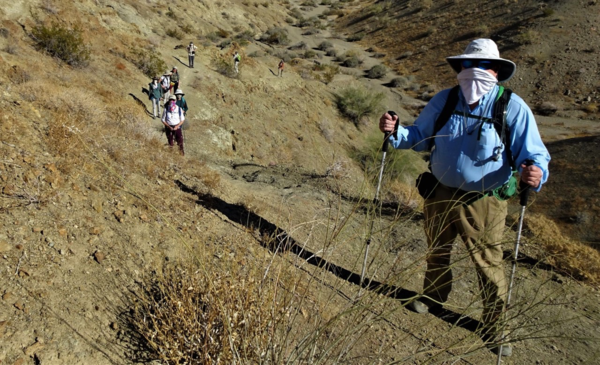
left=170, top=67, right=180, bottom=93
left=160, top=70, right=171, bottom=103
left=175, top=89, right=188, bottom=116
left=148, top=76, right=163, bottom=119
left=187, top=42, right=198, bottom=68
left=378, top=39, right=550, bottom=357
left=233, top=51, right=241, bottom=74
left=161, top=95, right=185, bottom=155
left=278, top=59, right=284, bottom=77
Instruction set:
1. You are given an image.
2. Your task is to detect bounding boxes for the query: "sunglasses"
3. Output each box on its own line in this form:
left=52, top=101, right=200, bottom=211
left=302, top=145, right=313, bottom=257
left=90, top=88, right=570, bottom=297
left=461, top=60, right=494, bottom=70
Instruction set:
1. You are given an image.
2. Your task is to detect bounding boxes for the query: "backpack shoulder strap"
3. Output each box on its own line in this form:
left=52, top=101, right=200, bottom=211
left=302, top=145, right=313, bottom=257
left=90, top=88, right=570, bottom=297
left=493, top=86, right=514, bottom=169
left=430, top=85, right=460, bottom=150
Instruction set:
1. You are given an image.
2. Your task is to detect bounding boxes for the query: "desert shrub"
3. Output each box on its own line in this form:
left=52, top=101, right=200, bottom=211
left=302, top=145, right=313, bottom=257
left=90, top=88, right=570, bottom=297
left=31, top=22, right=90, bottom=67
left=217, top=28, right=230, bottom=38
left=334, top=87, right=385, bottom=126
left=219, top=39, right=232, bottom=48
left=342, top=55, right=360, bottom=68
left=583, top=103, right=598, bottom=113
left=260, top=27, right=290, bottom=45
left=131, top=48, right=167, bottom=78
left=180, top=23, right=194, bottom=34
left=166, top=8, right=177, bottom=19
left=326, top=48, right=337, bottom=57
left=166, top=28, right=184, bottom=40
left=302, top=27, right=320, bottom=35
left=398, top=51, right=413, bottom=59
left=318, top=41, right=333, bottom=51
left=321, top=0, right=332, bottom=4
left=4, top=43, right=19, bottom=55
left=129, top=262, right=275, bottom=364
left=301, top=0, right=317, bottom=6
left=234, top=30, right=255, bottom=46
left=248, top=50, right=262, bottom=58
left=542, top=8, right=555, bottom=17
left=289, top=41, right=307, bottom=50
left=289, top=8, right=303, bottom=19
left=517, top=30, right=539, bottom=45
left=273, top=50, right=293, bottom=63
left=298, top=16, right=320, bottom=28
left=285, top=17, right=295, bottom=24
left=537, top=101, right=558, bottom=116
left=303, top=49, right=317, bottom=59
left=0, top=28, right=10, bottom=38
left=347, top=32, right=365, bottom=42
left=205, top=32, right=220, bottom=43
left=8, top=66, right=31, bottom=84
left=322, top=64, right=339, bottom=84
left=367, top=64, right=387, bottom=79
left=212, top=57, right=238, bottom=78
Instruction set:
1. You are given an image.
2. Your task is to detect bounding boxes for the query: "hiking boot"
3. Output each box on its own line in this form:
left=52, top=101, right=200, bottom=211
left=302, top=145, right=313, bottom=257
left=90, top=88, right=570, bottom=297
left=489, top=343, right=512, bottom=357
left=407, top=298, right=441, bottom=314
left=408, top=299, right=429, bottom=314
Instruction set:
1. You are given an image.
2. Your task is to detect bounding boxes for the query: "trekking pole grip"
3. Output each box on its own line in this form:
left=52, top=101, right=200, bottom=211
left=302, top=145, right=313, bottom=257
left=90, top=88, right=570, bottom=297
left=382, top=111, right=398, bottom=152
left=519, top=159, right=535, bottom=206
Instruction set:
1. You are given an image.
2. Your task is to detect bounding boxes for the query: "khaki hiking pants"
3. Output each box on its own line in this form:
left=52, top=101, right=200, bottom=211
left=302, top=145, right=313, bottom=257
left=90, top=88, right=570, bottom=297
left=423, top=183, right=508, bottom=336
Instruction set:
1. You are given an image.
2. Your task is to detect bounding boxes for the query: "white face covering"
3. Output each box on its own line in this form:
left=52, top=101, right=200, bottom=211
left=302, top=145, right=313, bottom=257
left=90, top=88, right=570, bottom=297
left=457, top=67, right=498, bottom=105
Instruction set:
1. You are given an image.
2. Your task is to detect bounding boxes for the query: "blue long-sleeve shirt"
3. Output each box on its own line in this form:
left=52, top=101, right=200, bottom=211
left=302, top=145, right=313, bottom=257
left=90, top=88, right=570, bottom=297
left=389, top=85, right=550, bottom=192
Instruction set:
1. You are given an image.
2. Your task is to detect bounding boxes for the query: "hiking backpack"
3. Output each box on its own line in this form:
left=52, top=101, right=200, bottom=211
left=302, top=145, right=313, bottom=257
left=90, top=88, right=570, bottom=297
left=417, top=85, right=518, bottom=201
left=431, top=85, right=514, bottom=168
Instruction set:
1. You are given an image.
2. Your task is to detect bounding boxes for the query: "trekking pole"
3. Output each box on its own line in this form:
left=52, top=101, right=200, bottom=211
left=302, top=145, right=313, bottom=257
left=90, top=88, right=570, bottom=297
left=496, top=159, right=534, bottom=364
left=360, top=111, right=398, bottom=288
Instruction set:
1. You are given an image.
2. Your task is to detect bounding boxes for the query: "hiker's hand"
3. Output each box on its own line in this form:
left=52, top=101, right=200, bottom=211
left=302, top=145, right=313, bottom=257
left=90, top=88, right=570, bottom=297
left=520, top=163, right=542, bottom=188
left=379, top=112, right=398, bottom=133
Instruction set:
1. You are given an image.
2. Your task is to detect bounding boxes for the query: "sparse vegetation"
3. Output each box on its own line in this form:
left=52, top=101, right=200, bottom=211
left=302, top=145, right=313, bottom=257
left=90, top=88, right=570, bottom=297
left=212, top=56, right=239, bottom=78
left=166, top=28, right=184, bottom=40
left=347, top=32, right=365, bottom=42
left=31, top=22, right=90, bottom=67
left=318, top=40, right=333, bottom=51
left=130, top=48, right=167, bottom=78
left=367, top=64, right=387, bottom=79
left=334, top=87, right=385, bottom=126
left=260, top=27, right=290, bottom=45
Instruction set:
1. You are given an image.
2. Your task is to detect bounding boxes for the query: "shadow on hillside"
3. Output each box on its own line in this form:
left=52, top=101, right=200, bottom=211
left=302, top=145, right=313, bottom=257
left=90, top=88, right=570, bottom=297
left=172, top=56, right=190, bottom=68
left=175, top=180, right=485, bottom=335
left=128, top=93, right=153, bottom=118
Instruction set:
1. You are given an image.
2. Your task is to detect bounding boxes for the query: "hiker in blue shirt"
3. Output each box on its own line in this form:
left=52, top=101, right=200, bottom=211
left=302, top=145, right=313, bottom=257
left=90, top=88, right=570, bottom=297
left=379, top=39, right=550, bottom=357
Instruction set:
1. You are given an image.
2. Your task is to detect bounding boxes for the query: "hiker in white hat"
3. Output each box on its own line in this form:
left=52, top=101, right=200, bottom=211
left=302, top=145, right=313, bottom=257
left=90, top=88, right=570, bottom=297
left=378, top=38, right=550, bottom=357
left=159, top=70, right=172, bottom=102
left=161, top=94, right=186, bottom=156
left=174, top=89, right=188, bottom=116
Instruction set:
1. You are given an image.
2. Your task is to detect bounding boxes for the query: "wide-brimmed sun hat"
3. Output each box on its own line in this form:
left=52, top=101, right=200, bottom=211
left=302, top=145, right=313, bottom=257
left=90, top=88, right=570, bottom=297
left=164, top=70, right=172, bottom=75
left=169, top=95, right=177, bottom=100
left=446, top=38, right=516, bottom=82
left=175, top=89, right=185, bottom=96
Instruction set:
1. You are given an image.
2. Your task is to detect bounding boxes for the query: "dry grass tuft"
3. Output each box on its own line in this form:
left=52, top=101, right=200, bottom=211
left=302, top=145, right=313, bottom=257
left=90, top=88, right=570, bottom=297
left=129, top=261, right=277, bottom=364
left=526, top=213, right=600, bottom=284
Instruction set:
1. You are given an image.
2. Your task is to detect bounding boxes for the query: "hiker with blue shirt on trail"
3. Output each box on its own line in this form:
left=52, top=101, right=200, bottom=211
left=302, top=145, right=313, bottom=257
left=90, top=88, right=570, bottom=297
left=379, top=39, right=550, bottom=357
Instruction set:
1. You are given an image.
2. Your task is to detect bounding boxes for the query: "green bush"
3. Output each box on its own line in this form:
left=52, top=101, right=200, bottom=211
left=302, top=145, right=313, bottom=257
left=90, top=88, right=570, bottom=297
left=260, top=27, right=290, bottom=45
left=342, top=55, right=360, bottom=68
left=131, top=48, right=167, bottom=78
left=318, top=40, right=333, bottom=51
left=326, top=48, right=337, bottom=57
left=212, top=57, right=239, bottom=78
left=334, top=87, right=384, bottom=126
left=347, top=32, right=365, bottom=42
left=31, top=22, right=90, bottom=67
left=166, top=28, right=184, bottom=40
left=367, top=64, right=387, bottom=79
left=234, top=30, right=255, bottom=46
left=303, top=49, right=317, bottom=58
